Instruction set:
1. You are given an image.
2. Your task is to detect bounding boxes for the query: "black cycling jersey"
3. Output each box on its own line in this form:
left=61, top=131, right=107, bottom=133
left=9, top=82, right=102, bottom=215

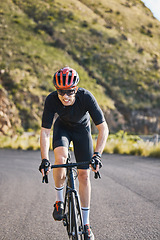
left=42, top=88, right=105, bottom=129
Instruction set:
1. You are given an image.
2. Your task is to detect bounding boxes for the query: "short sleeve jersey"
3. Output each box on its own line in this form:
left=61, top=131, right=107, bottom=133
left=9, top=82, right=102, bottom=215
left=42, top=88, right=105, bottom=129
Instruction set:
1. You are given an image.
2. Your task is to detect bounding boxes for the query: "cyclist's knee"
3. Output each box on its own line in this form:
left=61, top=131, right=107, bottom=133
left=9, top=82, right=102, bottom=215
left=54, top=155, right=67, bottom=164
left=54, top=146, right=68, bottom=164
left=78, top=169, right=90, bottom=182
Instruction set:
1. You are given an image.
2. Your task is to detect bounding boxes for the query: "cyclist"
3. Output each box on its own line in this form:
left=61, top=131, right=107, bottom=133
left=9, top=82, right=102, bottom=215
left=39, top=67, right=109, bottom=240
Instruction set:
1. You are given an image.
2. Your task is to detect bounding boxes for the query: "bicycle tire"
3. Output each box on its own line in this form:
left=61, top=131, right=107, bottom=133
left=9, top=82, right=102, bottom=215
left=67, top=192, right=84, bottom=240
left=73, top=193, right=84, bottom=240
left=63, top=187, right=70, bottom=235
left=63, top=190, right=74, bottom=239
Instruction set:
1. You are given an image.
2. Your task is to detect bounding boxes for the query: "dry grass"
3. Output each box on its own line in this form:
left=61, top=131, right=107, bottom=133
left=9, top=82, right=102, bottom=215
left=1, top=132, right=160, bottom=158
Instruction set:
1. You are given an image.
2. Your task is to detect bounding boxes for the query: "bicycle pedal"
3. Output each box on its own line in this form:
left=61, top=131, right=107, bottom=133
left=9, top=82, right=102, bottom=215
left=63, top=220, right=67, bottom=226
left=78, top=226, right=84, bottom=235
left=62, top=215, right=67, bottom=226
left=79, top=226, right=82, bottom=231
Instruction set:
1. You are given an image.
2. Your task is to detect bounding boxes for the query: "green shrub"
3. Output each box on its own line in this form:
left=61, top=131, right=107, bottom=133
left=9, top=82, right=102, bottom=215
left=13, top=18, right=21, bottom=24
left=81, top=20, right=89, bottom=28
left=113, top=145, right=120, bottom=154
left=112, top=144, right=128, bottom=154
left=129, top=147, right=143, bottom=156
left=108, top=37, right=117, bottom=45
left=27, top=145, right=34, bottom=150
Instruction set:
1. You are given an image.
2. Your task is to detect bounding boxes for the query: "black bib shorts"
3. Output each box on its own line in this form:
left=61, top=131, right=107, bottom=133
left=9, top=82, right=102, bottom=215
left=53, top=118, right=93, bottom=169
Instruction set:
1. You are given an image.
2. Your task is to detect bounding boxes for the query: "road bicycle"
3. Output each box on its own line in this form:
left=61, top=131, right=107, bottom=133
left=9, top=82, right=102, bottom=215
left=51, top=152, right=87, bottom=239
left=41, top=149, right=101, bottom=239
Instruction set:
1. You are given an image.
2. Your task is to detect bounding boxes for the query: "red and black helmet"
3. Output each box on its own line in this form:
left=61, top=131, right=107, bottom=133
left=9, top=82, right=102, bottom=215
left=53, top=67, right=79, bottom=89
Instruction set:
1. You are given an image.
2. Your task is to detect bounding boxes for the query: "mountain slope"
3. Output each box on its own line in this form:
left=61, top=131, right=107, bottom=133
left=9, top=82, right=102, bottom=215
left=0, top=0, right=160, bottom=135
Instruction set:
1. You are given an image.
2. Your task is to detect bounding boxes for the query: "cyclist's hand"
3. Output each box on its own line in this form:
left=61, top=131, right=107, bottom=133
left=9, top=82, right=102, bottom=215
left=39, top=159, right=51, bottom=183
left=90, top=153, right=102, bottom=173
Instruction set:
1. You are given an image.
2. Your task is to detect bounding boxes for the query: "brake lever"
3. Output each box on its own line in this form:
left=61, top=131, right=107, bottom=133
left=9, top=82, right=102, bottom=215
left=42, top=174, right=48, bottom=183
left=42, top=166, right=49, bottom=183
left=94, top=171, right=101, bottom=179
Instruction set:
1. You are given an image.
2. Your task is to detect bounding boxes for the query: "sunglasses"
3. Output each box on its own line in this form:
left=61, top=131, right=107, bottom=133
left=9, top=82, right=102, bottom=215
left=57, top=89, right=76, bottom=96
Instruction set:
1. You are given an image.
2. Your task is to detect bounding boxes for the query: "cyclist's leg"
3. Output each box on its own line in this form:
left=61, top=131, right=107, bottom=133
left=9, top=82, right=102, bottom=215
left=52, top=118, right=71, bottom=188
left=78, top=169, right=91, bottom=208
left=52, top=119, right=71, bottom=221
left=72, top=124, right=93, bottom=226
left=53, top=146, right=68, bottom=188
left=52, top=147, right=68, bottom=220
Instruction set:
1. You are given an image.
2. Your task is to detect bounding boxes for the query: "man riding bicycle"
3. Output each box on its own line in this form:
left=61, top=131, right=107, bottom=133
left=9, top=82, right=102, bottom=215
left=39, top=67, right=109, bottom=240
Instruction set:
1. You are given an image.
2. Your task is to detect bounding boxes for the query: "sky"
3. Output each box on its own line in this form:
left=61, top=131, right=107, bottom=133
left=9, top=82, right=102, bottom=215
left=141, top=0, right=160, bottom=21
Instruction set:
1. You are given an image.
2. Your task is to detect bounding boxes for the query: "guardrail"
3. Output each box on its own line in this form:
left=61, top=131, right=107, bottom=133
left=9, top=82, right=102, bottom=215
left=139, top=134, right=159, bottom=144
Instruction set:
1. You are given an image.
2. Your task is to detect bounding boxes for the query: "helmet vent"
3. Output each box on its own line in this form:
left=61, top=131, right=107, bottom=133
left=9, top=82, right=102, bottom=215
left=68, top=71, right=72, bottom=85
left=62, top=75, right=66, bottom=85
left=56, top=71, right=60, bottom=86
left=73, top=76, right=77, bottom=83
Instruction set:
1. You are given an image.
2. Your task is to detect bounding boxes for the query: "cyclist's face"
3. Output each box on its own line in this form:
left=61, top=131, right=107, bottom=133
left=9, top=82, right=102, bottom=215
left=57, top=88, right=77, bottom=106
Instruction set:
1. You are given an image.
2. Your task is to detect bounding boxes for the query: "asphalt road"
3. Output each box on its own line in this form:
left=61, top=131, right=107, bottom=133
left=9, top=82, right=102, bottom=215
left=0, top=149, right=160, bottom=240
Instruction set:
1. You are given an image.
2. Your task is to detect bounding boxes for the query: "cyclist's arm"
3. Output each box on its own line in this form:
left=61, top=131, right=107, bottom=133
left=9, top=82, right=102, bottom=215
left=91, top=121, right=109, bottom=172
left=95, top=121, right=109, bottom=155
left=40, top=127, right=51, bottom=160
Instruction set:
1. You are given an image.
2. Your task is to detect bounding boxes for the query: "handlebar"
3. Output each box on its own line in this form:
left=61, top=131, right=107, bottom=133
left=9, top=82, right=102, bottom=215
left=51, top=161, right=89, bottom=169
left=51, top=161, right=101, bottom=179
left=41, top=161, right=101, bottom=183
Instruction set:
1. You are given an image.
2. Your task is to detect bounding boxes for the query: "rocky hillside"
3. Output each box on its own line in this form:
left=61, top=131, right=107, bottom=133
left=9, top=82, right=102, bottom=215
left=0, top=0, right=160, bottom=135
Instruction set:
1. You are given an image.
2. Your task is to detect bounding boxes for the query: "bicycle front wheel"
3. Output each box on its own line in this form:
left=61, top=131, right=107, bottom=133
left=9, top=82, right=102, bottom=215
left=69, top=192, right=84, bottom=240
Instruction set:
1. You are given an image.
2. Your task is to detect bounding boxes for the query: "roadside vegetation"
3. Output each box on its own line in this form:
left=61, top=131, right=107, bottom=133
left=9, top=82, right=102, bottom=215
left=103, top=131, right=160, bottom=158
left=0, top=131, right=160, bottom=158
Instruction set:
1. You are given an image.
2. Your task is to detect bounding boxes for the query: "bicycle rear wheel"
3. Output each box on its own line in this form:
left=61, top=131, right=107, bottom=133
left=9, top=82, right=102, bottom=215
left=68, top=192, right=84, bottom=240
